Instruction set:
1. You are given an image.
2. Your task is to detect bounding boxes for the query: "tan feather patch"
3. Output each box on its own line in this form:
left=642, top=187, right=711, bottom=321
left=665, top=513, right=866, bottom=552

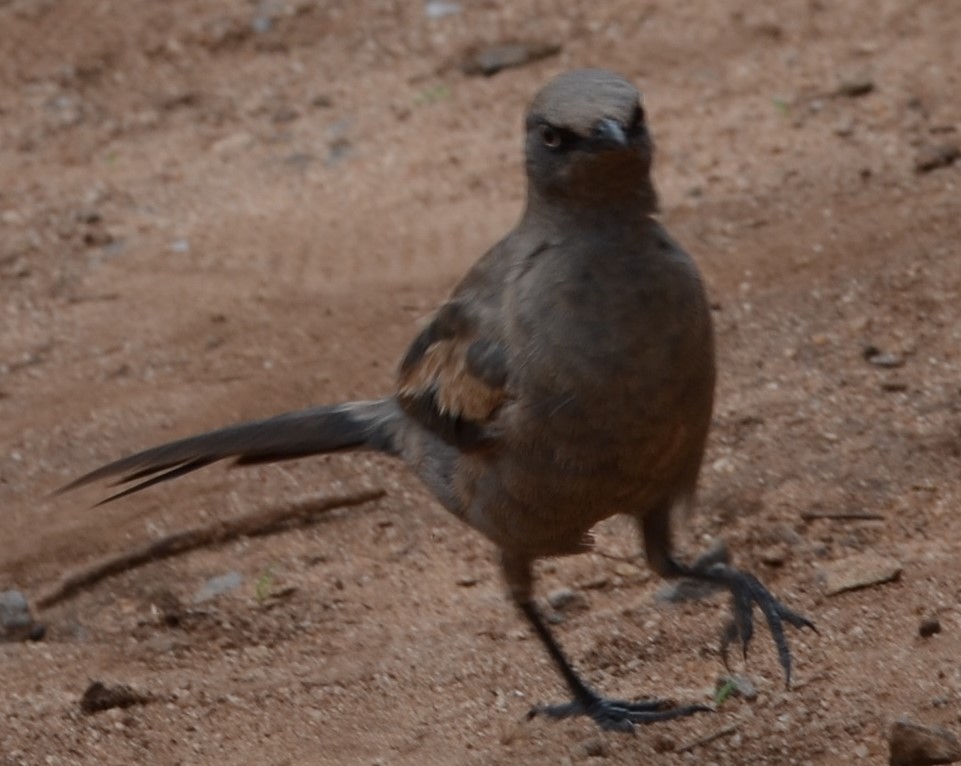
left=397, top=338, right=505, bottom=422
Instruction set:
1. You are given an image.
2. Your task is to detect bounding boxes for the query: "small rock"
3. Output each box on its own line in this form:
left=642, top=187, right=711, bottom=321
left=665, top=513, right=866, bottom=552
left=821, top=554, right=902, bottom=596
left=75, top=208, right=101, bottom=224
left=863, top=344, right=905, bottom=368
left=168, top=239, right=190, bottom=254
left=461, top=40, right=562, bottom=77
left=327, top=138, right=352, bottom=167
left=0, top=590, right=32, bottom=636
left=613, top=562, right=641, bottom=578
left=882, top=381, right=909, bottom=393
left=456, top=575, right=478, bottom=587
left=424, top=1, right=461, bottom=19
left=919, top=618, right=942, bottom=639
left=760, top=545, right=789, bottom=567
left=837, top=76, right=875, bottom=98
left=0, top=590, right=44, bottom=642
left=148, top=588, right=185, bottom=627
left=211, top=132, right=255, bottom=156
left=914, top=143, right=960, bottom=174
left=251, top=15, right=273, bottom=34
left=870, top=353, right=905, bottom=369
left=326, top=117, right=355, bottom=167
left=80, top=681, right=150, bottom=715
left=193, top=571, right=243, bottom=604
left=547, top=587, right=582, bottom=611
left=889, top=717, right=961, bottom=766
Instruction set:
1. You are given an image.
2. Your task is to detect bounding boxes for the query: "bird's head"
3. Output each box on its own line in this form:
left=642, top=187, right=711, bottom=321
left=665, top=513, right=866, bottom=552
left=524, top=69, right=657, bottom=215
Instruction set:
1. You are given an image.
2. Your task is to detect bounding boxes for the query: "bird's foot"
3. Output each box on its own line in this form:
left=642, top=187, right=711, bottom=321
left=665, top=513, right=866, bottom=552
left=703, top=563, right=816, bottom=687
left=528, top=691, right=710, bottom=733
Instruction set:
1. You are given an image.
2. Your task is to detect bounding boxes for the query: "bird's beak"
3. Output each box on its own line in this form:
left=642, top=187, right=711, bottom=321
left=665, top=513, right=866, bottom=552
left=591, top=118, right=629, bottom=150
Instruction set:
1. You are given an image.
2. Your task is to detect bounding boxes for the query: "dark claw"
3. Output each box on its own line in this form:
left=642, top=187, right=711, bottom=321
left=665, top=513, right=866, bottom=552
left=706, top=564, right=816, bottom=687
left=528, top=693, right=710, bottom=733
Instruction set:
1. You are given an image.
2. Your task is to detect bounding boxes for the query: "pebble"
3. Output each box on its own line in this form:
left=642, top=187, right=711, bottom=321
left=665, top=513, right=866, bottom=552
left=919, top=618, right=942, bottom=639
left=193, top=571, right=243, bottom=604
left=760, top=545, right=789, bottom=567
left=820, top=554, right=902, bottom=596
left=915, top=143, right=960, bottom=174
left=251, top=15, right=273, bottom=34
left=461, top=41, right=562, bottom=77
left=862, top=344, right=905, bottom=368
left=547, top=587, right=584, bottom=612
left=889, top=718, right=961, bottom=766
left=326, top=117, right=355, bottom=167
left=837, top=76, right=875, bottom=98
left=882, top=381, right=909, bottom=393
left=613, top=562, right=640, bottom=578
left=0, top=590, right=44, bottom=642
left=869, top=352, right=905, bottom=369
left=211, top=132, right=255, bottom=156
left=80, top=681, right=150, bottom=715
left=424, top=1, right=461, bottom=19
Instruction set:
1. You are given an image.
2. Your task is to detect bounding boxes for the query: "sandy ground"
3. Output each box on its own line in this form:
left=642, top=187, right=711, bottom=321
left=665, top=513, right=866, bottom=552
left=2, top=1, right=961, bottom=764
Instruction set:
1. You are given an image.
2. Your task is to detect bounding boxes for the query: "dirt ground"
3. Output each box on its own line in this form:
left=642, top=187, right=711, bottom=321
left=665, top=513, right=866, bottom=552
left=2, top=0, right=960, bottom=763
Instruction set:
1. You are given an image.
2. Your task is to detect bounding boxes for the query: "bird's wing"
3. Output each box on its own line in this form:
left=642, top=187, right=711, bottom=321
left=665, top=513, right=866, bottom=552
left=395, top=242, right=514, bottom=449
left=396, top=300, right=509, bottom=450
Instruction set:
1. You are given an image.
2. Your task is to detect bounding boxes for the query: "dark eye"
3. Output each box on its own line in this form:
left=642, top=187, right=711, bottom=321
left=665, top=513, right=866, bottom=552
left=539, top=124, right=562, bottom=149
left=630, top=103, right=646, bottom=131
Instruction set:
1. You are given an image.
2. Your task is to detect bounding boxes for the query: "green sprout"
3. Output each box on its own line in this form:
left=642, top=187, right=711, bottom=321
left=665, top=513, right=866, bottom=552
left=414, top=84, right=452, bottom=107
left=714, top=678, right=738, bottom=706
left=254, top=567, right=275, bottom=603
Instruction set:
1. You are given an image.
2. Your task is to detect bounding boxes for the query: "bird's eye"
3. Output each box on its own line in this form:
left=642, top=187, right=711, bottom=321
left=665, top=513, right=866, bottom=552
left=630, top=104, right=646, bottom=131
left=539, top=124, right=562, bottom=149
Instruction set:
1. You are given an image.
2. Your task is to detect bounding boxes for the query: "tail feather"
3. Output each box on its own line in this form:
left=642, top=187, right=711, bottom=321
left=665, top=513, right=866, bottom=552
left=57, top=398, right=401, bottom=503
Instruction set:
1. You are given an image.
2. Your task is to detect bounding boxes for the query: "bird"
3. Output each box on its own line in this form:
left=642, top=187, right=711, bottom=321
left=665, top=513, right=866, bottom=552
left=58, top=68, right=813, bottom=732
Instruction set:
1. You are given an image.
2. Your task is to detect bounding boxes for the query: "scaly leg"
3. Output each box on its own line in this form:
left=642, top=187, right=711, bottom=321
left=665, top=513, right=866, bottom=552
left=502, top=552, right=709, bottom=732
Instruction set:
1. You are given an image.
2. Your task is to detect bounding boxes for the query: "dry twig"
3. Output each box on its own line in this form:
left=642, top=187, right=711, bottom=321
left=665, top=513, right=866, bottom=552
left=37, top=489, right=386, bottom=609
left=678, top=723, right=739, bottom=753
left=800, top=511, right=885, bottom=522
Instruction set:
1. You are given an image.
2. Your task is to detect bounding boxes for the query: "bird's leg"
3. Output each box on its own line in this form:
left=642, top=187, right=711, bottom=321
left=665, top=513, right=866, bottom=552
left=502, top=552, right=709, bottom=732
left=640, top=504, right=816, bottom=688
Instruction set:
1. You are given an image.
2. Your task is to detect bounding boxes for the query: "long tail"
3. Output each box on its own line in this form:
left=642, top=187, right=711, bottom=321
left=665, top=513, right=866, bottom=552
left=56, top=398, right=402, bottom=505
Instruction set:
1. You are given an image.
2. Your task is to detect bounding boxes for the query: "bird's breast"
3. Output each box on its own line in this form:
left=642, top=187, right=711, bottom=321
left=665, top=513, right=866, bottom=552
left=497, top=233, right=715, bottom=505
